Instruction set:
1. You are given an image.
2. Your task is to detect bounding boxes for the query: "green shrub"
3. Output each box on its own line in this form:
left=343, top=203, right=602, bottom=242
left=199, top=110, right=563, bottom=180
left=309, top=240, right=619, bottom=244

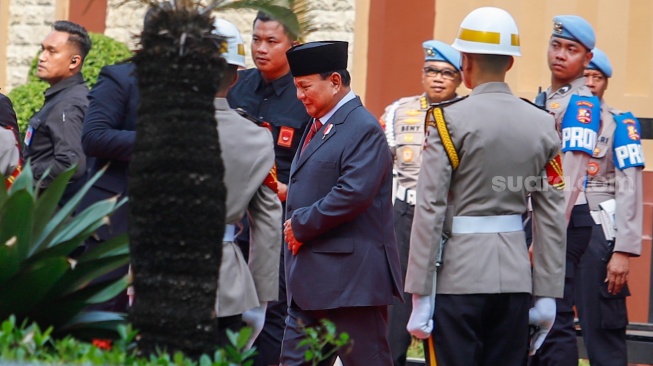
left=8, top=32, right=132, bottom=133
left=0, top=164, right=129, bottom=340
left=0, top=317, right=257, bottom=366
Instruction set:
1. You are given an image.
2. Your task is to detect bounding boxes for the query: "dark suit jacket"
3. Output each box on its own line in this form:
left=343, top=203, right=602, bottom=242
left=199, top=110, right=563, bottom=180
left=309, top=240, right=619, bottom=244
left=79, top=63, right=138, bottom=240
left=0, top=94, right=21, bottom=157
left=285, top=96, right=403, bottom=310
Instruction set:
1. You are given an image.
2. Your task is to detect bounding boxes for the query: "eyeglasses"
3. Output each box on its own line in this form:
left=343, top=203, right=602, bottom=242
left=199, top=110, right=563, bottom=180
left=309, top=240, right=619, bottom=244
left=423, top=67, right=458, bottom=80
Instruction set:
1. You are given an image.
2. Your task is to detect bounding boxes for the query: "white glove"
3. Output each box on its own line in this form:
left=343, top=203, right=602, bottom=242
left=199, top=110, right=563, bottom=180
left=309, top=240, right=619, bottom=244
left=406, top=294, right=435, bottom=339
left=528, top=297, right=556, bottom=356
left=241, top=302, right=267, bottom=350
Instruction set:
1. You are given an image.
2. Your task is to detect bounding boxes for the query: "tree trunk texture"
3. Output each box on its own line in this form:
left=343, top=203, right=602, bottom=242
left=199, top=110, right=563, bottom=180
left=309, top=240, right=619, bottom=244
left=128, top=5, right=226, bottom=359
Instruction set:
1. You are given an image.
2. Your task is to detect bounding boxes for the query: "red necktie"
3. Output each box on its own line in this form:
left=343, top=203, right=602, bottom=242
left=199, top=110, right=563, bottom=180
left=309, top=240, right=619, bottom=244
left=301, top=119, right=323, bottom=153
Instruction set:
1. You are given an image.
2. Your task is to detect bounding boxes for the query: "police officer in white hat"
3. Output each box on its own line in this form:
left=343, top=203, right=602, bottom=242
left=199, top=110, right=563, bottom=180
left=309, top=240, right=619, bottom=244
left=404, top=7, right=566, bottom=365
left=575, top=47, right=645, bottom=366
left=381, top=39, right=462, bottom=366
left=211, top=18, right=282, bottom=350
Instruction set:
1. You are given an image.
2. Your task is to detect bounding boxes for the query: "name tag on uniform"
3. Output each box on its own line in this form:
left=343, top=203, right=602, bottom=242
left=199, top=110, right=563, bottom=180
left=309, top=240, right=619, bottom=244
left=24, top=126, right=34, bottom=146
left=277, top=126, right=294, bottom=148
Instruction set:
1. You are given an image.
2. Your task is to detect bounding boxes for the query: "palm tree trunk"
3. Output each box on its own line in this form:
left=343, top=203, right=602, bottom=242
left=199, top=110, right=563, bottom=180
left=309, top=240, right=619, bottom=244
left=128, top=4, right=226, bottom=358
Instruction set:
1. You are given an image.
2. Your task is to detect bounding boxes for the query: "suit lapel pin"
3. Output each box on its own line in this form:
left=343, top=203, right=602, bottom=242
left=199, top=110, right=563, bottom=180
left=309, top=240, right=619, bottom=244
left=322, top=123, right=333, bottom=139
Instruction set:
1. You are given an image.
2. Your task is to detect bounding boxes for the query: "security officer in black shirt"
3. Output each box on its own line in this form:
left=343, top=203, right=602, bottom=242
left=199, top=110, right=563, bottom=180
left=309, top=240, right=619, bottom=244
left=226, top=8, right=310, bottom=366
left=23, top=20, right=91, bottom=206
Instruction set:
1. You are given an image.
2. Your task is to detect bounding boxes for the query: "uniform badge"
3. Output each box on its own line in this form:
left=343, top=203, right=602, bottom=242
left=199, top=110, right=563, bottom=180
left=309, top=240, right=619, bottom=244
left=553, top=21, right=563, bottom=34
left=403, top=117, right=420, bottom=124
left=550, top=102, right=560, bottom=110
left=593, top=147, right=601, bottom=157
left=406, top=109, right=421, bottom=117
left=623, top=118, right=641, bottom=140
left=322, top=124, right=333, bottom=139
left=559, top=85, right=571, bottom=94
left=277, top=126, right=294, bottom=148
left=24, top=126, right=34, bottom=146
left=402, top=147, right=414, bottom=162
left=587, top=162, right=599, bottom=176
left=576, top=106, right=592, bottom=124
left=404, top=134, right=414, bottom=143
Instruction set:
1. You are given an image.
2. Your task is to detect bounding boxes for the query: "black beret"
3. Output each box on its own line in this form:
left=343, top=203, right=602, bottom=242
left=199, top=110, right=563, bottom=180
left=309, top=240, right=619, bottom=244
left=286, top=41, right=348, bottom=77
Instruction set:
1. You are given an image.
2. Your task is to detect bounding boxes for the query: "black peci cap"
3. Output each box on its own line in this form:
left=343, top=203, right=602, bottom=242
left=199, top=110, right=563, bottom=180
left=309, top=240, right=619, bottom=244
left=286, top=41, right=348, bottom=77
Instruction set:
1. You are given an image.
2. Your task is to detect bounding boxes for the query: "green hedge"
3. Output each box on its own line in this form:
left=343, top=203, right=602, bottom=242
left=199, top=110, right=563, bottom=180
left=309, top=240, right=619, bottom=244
left=8, top=33, right=132, bottom=133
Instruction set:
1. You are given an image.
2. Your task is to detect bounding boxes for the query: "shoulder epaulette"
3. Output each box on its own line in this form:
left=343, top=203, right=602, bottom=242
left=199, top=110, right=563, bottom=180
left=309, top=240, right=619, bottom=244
left=429, top=95, right=468, bottom=109
left=519, top=97, right=548, bottom=112
left=235, top=108, right=273, bottom=131
left=424, top=104, right=461, bottom=170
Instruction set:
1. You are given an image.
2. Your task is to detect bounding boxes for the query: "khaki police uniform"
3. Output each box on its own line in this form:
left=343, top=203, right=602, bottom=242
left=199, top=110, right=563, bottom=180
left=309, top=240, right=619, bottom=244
left=575, top=103, right=644, bottom=366
left=545, top=77, right=595, bottom=218
left=213, top=97, right=282, bottom=318
left=0, top=129, right=19, bottom=179
left=382, top=94, right=430, bottom=192
left=531, top=77, right=598, bottom=366
left=381, top=94, right=431, bottom=366
left=406, top=82, right=566, bottom=366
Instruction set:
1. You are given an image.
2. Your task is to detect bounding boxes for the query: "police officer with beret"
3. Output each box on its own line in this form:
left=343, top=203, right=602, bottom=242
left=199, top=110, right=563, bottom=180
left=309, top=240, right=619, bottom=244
left=380, top=40, right=462, bottom=366
left=574, top=48, right=645, bottom=366
left=531, top=15, right=600, bottom=366
left=405, top=7, right=566, bottom=366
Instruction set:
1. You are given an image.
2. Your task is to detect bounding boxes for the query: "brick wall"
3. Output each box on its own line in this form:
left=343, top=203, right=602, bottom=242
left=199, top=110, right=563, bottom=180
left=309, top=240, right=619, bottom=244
left=104, top=0, right=356, bottom=69
left=2, top=0, right=356, bottom=90
left=4, top=0, right=57, bottom=91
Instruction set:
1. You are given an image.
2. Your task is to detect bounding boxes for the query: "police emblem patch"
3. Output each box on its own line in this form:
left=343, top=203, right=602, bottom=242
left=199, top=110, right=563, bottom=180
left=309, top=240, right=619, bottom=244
left=550, top=102, right=560, bottom=109
left=587, top=162, right=599, bottom=176
left=577, top=107, right=592, bottom=124
left=402, top=147, right=414, bottom=162
left=404, top=134, right=414, bottom=143
left=623, top=118, right=641, bottom=140
left=406, top=109, right=421, bottom=116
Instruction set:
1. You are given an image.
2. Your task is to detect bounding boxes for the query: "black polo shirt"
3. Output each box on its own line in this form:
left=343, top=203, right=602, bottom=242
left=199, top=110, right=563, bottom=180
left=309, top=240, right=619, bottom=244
left=227, top=69, right=310, bottom=184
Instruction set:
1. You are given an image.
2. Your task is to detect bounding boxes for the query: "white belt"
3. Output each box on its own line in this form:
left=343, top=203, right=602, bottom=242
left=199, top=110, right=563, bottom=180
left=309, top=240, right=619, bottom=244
left=574, top=191, right=587, bottom=206
left=396, top=185, right=417, bottom=206
left=223, top=224, right=236, bottom=242
left=452, top=214, right=523, bottom=234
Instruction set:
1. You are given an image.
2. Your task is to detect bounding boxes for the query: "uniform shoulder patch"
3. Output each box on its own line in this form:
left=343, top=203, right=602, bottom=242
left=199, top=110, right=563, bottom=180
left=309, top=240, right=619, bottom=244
left=519, top=97, right=548, bottom=112
left=429, top=95, right=468, bottom=109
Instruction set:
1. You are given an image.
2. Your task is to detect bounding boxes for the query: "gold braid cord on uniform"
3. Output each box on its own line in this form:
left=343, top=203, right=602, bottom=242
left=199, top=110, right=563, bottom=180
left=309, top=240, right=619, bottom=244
left=425, top=107, right=459, bottom=170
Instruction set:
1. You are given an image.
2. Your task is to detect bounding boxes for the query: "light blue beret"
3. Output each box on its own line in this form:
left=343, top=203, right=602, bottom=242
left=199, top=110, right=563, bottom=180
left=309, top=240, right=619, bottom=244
left=587, top=48, right=613, bottom=78
left=552, top=15, right=596, bottom=50
left=422, top=40, right=461, bottom=71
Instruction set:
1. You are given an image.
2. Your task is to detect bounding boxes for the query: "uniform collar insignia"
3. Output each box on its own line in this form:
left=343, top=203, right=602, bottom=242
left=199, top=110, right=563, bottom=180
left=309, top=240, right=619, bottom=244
left=558, top=84, right=571, bottom=95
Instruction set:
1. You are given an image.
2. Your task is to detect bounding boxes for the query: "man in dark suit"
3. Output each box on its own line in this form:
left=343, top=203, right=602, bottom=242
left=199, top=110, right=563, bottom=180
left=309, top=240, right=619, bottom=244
left=78, top=62, right=138, bottom=311
left=282, top=41, right=403, bottom=366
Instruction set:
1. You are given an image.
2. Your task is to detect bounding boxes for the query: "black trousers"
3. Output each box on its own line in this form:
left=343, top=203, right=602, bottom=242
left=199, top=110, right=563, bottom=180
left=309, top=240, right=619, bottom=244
left=387, top=200, right=415, bottom=366
left=530, top=204, right=592, bottom=366
left=575, top=224, right=629, bottom=366
left=280, top=305, right=393, bottom=366
left=425, top=293, right=530, bottom=366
